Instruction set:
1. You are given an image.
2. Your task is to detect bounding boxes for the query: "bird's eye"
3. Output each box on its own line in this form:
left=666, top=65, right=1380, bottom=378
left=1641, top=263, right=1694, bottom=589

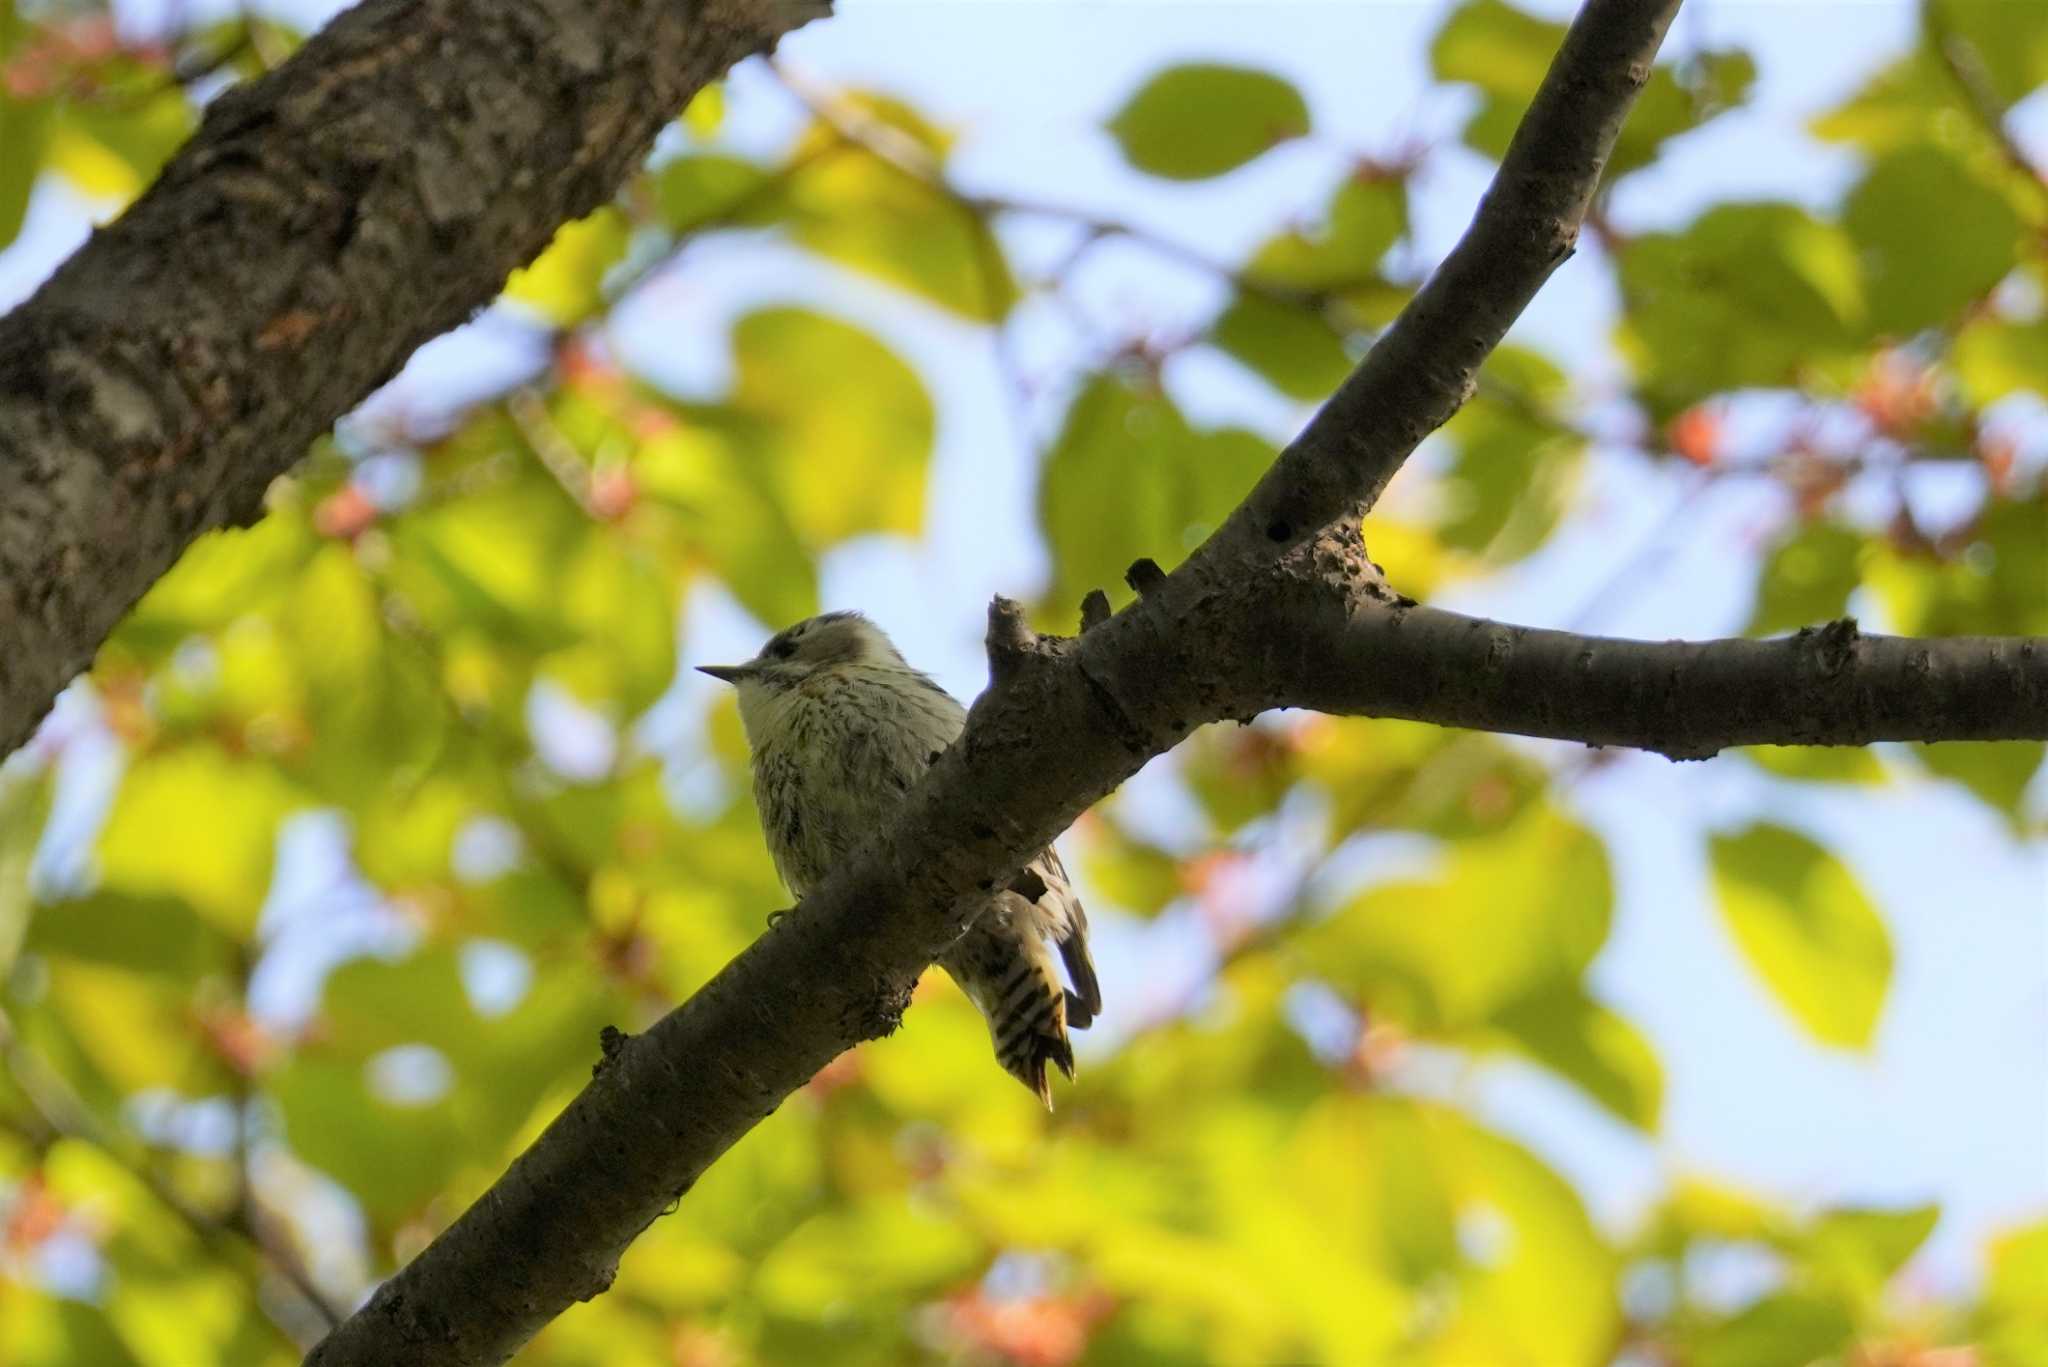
left=770, top=639, right=797, bottom=660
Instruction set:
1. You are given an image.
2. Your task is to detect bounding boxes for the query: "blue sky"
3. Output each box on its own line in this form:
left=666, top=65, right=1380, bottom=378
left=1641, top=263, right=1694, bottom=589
left=4, top=0, right=2042, bottom=1304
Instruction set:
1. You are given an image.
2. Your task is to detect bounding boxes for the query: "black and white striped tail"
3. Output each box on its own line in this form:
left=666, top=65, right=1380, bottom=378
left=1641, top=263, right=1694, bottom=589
left=988, top=957, right=1076, bottom=1109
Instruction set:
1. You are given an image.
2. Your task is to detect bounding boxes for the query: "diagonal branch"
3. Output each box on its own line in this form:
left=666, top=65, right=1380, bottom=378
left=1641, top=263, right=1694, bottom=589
left=1196, top=0, right=1681, bottom=569
left=0, top=0, right=830, bottom=758
left=1276, top=603, right=2048, bottom=761
left=305, top=2, right=1692, bottom=1361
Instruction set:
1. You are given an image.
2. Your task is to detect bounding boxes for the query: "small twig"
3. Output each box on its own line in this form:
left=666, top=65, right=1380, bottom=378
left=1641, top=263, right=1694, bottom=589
left=505, top=388, right=598, bottom=516
left=0, top=1014, right=343, bottom=1334
left=1925, top=6, right=2047, bottom=200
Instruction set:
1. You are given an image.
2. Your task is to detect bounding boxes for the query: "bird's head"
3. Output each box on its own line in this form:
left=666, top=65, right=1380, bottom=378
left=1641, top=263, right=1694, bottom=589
left=696, top=611, right=907, bottom=697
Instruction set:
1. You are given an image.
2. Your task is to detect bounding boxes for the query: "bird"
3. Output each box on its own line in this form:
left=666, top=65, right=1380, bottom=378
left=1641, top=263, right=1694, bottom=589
left=697, top=611, right=1101, bottom=1107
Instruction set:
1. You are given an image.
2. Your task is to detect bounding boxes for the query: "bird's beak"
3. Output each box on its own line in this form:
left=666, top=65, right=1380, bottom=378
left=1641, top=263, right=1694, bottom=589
left=696, top=664, right=752, bottom=684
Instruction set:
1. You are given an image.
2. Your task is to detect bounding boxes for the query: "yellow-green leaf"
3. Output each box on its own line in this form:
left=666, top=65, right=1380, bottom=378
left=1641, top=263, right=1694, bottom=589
left=1710, top=823, right=1891, bottom=1049
left=503, top=206, right=631, bottom=328
left=1108, top=64, right=1309, bottom=181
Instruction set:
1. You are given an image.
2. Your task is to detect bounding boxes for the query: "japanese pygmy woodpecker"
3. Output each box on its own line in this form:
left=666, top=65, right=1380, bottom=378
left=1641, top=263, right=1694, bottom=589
left=698, top=611, right=1101, bottom=1106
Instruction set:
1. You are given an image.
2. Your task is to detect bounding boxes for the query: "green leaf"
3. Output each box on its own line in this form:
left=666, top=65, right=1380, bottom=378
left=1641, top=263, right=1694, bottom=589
left=1107, top=64, right=1310, bottom=181
left=708, top=308, right=934, bottom=548
left=680, top=82, right=724, bottom=139
left=1844, top=143, right=2023, bottom=336
left=1709, top=823, right=1891, bottom=1049
left=1952, top=316, right=2048, bottom=407
left=1038, top=370, right=1271, bottom=619
left=503, top=206, right=632, bottom=327
left=1744, top=744, right=1887, bottom=785
left=1691, top=1293, right=1854, bottom=1367
left=772, top=150, right=1016, bottom=321
left=1617, top=204, right=1866, bottom=417
left=1431, top=0, right=1560, bottom=105
left=1242, top=174, right=1406, bottom=299
left=1079, top=819, right=1184, bottom=919
left=269, top=1056, right=469, bottom=1224
left=1747, top=522, right=1865, bottom=637
left=1435, top=360, right=1585, bottom=565
left=1869, top=495, right=2048, bottom=638
left=1802, top=1203, right=1939, bottom=1297
left=1929, top=0, right=2048, bottom=108
left=1302, top=805, right=1611, bottom=1029
left=1210, top=292, right=1352, bottom=401
left=97, top=746, right=297, bottom=936
left=1914, top=740, right=2044, bottom=829
left=51, top=88, right=193, bottom=196
left=653, top=152, right=774, bottom=235
left=0, top=93, right=51, bottom=252
left=1491, top=984, right=1664, bottom=1130
left=758, top=1200, right=980, bottom=1314
left=1983, top=1220, right=2048, bottom=1367
left=634, top=420, right=819, bottom=626
left=24, top=893, right=236, bottom=983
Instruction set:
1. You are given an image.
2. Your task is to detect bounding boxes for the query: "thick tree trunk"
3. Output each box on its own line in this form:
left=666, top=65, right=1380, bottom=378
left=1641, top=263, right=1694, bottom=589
left=0, top=0, right=827, bottom=755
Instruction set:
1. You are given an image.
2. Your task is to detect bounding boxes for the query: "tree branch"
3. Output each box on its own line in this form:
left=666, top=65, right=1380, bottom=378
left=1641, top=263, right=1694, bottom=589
left=0, top=0, right=829, bottom=757
left=1277, top=604, right=2048, bottom=761
left=1195, top=0, right=1681, bottom=568
left=305, top=3, right=1692, bottom=1361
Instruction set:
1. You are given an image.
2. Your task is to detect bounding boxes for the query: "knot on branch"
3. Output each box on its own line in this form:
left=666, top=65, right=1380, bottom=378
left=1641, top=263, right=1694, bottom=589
left=1079, top=589, right=1113, bottom=633
left=1123, top=558, right=1167, bottom=595
left=845, top=975, right=915, bottom=1042
left=986, top=595, right=1038, bottom=683
left=592, top=1024, right=631, bottom=1078
left=1798, top=617, right=1861, bottom=675
left=574, top=1262, right=618, bottom=1303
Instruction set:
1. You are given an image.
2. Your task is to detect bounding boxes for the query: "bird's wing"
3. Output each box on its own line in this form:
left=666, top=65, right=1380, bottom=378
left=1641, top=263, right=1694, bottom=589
left=1027, top=846, right=1101, bottom=1023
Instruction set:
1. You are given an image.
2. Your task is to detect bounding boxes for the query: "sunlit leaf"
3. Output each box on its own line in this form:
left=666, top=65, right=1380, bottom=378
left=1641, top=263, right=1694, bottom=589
left=1301, top=804, right=1611, bottom=1028
left=503, top=206, right=632, bottom=328
left=773, top=150, right=1016, bottom=321
left=681, top=82, right=724, bottom=139
left=1107, top=64, right=1309, bottom=181
left=98, top=745, right=297, bottom=936
left=1952, top=315, right=2048, bottom=406
left=1914, top=740, right=2044, bottom=830
left=1710, top=823, right=1891, bottom=1049
left=757, top=1200, right=980, bottom=1314
left=1492, top=983, right=1664, bottom=1130
left=1744, top=744, right=1887, bottom=785
left=700, top=308, right=934, bottom=549
left=1800, top=1203, right=1938, bottom=1301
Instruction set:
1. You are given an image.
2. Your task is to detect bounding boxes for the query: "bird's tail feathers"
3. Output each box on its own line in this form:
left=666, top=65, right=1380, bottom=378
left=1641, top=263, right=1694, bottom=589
left=986, top=955, right=1076, bottom=1110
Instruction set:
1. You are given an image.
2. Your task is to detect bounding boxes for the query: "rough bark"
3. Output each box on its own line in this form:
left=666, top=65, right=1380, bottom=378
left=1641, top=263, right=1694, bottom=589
left=1283, top=604, right=2048, bottom=760
left=0, top=0, right=828, bottom=755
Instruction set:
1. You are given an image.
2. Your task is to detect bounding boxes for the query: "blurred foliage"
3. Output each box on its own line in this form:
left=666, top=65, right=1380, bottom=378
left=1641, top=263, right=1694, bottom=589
left=0, top=0, right=2043, bottom=1363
